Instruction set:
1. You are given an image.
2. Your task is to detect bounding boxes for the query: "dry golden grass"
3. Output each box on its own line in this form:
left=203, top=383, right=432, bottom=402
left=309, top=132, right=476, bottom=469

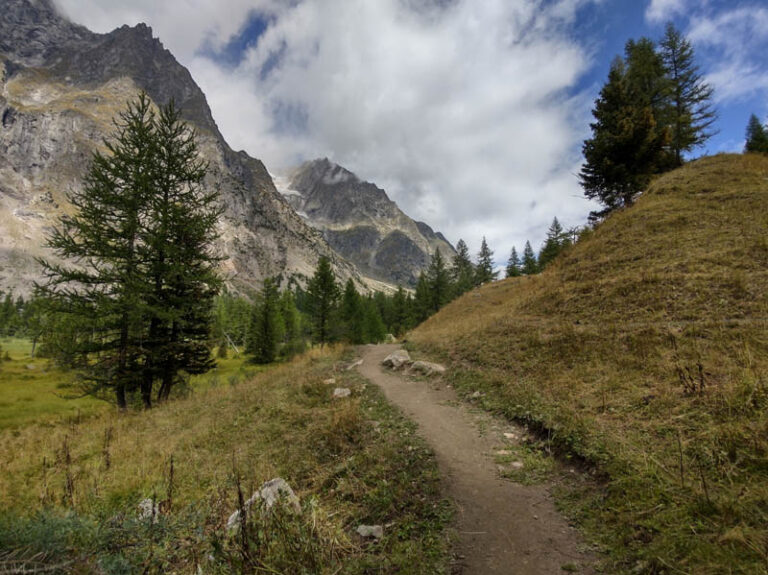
left=410, top=154, right=768, bottom=574
left=0, top=346, right=452, bottom=572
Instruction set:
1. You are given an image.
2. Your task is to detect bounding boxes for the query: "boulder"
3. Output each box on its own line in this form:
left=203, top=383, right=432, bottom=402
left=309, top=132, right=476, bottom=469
left=226, top=477, right=300, bottom=531
left=410, top=360, right=446, bottom=376
left=356, top=524, right=384, bottom=539
left=333, top=387, right=352, bottom=399
left=381, top=349, right=411, bottom=369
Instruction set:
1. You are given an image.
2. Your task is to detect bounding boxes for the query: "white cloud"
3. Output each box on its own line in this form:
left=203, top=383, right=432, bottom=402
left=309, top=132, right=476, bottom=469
left=688, top=6, right=768, bottom=102
left=54, top=0, right=599, bottom=264
left=646, top=0, right=690, bottom=24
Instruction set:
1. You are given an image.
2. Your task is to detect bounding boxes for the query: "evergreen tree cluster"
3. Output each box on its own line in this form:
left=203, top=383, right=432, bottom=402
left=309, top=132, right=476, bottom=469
left=504, top=218, right=576, bottom=278
left=580, top=23, right=716, bottom=220
left=36, top=93, right=222, bottom=408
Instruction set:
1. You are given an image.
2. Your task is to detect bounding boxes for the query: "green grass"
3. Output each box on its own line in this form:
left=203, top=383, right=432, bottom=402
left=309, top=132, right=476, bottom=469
left=410, top=154, right=768, bottom=574
left=0, top=346, right=452, bottom=573
left=0, top=338, right=103, bottom=429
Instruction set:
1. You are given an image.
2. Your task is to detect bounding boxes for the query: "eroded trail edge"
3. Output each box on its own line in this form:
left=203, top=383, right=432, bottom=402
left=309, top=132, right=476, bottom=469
left=357, top=344, right=595, bottom=575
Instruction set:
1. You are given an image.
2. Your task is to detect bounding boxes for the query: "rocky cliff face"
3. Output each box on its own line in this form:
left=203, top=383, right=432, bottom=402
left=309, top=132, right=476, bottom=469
left=276, top=159, right=455, bottom=286
left=0, top=0, right=360, bottom=294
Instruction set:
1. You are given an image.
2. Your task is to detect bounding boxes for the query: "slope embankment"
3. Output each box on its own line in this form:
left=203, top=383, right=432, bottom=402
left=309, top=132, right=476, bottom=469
left=409, top=154, right=768, bottom=573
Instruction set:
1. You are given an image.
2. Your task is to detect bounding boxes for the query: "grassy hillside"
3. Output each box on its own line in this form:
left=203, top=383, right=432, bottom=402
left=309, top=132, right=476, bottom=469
left=0, top=347, right=451, bottom=573
left=410, top=154, right=768, bottom=574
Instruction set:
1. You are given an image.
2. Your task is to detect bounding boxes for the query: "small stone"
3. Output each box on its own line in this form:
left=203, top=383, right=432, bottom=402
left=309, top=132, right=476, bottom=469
left=323, top=378, right=336, bottom=385
left=227, top=477, right=300, bottom=531
left=511, top=461, right=524, bottom=470
left=470, top=391, right=482, bottom=399
left=410, top=360, right=446, bottom=376
left=356, top=524, right=384, bottom=539
left=346, top=359, right=363, bottom=370
left=495, top=450, right=512, bottom=456
left=503, top=432, right=518, bottom=441
left=333, top=387, right=352, bottom=399
left=137, top=498, right=159, bottom=522
left=25, top=364, right=36, bottom=370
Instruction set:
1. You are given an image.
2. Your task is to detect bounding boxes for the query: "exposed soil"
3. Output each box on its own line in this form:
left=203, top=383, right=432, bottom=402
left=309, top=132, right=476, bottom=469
left=357, top=344, right=596, bottom=575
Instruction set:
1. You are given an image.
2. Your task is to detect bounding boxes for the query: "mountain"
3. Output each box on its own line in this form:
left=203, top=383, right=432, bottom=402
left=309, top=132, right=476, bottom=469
left=409, top=154, right=768, bottom=573
left=274, top=159, right=455, bottom=286
left=0, top=0, right=361, bottom=294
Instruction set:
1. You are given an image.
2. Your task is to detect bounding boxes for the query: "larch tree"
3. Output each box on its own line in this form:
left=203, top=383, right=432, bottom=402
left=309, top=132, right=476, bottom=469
left=659, top=23, right=716, bottom=166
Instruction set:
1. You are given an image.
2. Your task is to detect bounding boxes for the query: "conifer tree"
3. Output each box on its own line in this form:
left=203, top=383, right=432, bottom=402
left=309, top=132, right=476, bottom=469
left=474, top=237, right=497, bottom=285
left=340, top=278, right=365, bottom=344
left=427, top=248, right=451, bottom=313
left=247, top=279, right=283, bottom=364
left=538, top=217, right=569, bottom=269
left=506, top=247, right=521, bottom=278
left=521, top=241, right=539, bottom=275
left=38, top=93, right=221, bottom=408
left=390, top=286, right=409, bottom=336
left=451, top=239, right=475, bottom=295
left=580, top=57, right=668, bottom=219
left=744, top=114, right=768, bottom=153
left=142, top=100, right=222, bottom=403
left=362, top=296, right=387, bottom=343
left=306, top=256, right=339, bottom=345
left=413, top=272, right=431, bottom=324
left=659, top=23, right=716, bottom=165
left=37, top=94, right=158, bottom=408
left=279, top=289, right=304, bottom=358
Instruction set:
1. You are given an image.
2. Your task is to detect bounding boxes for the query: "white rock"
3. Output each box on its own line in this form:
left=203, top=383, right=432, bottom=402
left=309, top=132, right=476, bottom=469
left=323, top=378, right=336, bottom=385
left=411, top=360, right=446, bottom=376
left=511, top=461, right=524, bottom=470
left=503, top=432, right=519, bottom=441
left=356, top=524, right=384, bottom=539
left=226, top=477, right=301, bottom=531
left=137, top=498, right=159, bottom=522
left=333, top=387, right=352, bottom=399
left=346, top=359, right=364, bottom=370
left=381, top=349, right=411, bottom=369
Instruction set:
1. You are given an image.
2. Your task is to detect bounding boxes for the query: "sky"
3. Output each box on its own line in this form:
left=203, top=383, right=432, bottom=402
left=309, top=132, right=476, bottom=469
left=54, top=0, right=768, bottom=267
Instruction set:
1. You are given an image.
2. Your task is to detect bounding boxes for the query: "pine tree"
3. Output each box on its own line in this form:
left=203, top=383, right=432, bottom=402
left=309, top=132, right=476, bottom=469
left=306, top=256, right=339, bottom=345
left=427, top=248, right=451, bottom=313
left=451, top=239, right=475, bottom=295
left=474, top=237, right=497, bottom=285
left=362, top=296, right=387, bottom=343
left=538, top=217, right=570, bottom=269
left=413, top=272, right=431, bottom=324
left=659, top=23, right=716, bottom=165
left=580, top=56, right=668, bottom=219
left=247, top=278, right=283, bottom=364
left=390, top=286, right=409, bottom=337
left=744, top=114, right=768, bottom=153
left=506, top=247, right=521, bottom=278
left=521, top=241, right=539, bottom=275
left=340, top=278, right=365, bottom=344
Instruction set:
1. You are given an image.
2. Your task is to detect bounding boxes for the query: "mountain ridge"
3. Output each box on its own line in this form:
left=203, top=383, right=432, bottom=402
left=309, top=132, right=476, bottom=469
left=276, top=158, right=456, bottom=286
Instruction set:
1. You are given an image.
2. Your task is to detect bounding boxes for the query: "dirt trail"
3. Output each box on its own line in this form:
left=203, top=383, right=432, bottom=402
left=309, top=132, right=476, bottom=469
left=357, top=344, right=595, bottom=575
